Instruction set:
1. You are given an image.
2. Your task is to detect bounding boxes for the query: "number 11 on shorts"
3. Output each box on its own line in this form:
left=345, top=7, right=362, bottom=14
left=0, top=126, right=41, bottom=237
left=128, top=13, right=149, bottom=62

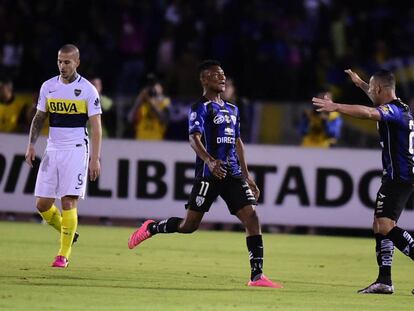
left=199, top=181, right=210, bottom=196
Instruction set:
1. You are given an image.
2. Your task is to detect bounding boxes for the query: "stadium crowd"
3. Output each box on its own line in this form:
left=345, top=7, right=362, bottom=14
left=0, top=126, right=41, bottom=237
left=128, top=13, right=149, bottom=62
left=1, top=0, right=414, bottom=145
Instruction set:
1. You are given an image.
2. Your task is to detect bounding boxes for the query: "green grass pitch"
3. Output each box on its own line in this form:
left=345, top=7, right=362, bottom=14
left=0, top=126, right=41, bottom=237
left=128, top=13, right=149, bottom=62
left=0, top=221, right=412, bottom=310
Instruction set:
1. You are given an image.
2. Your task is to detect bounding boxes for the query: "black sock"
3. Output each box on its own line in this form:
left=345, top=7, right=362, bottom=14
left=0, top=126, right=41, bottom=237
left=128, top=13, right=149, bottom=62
left=148, top=217, right=183, bottom=235
left=246, top=235, right=263, bottom=281
left=387, top=226, right=414, bottom=260
left=375, top=234, right=393, bottom=285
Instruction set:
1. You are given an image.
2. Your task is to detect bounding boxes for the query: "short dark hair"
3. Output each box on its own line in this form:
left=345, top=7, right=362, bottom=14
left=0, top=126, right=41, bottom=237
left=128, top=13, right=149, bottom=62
left=59, top=44, right=80, bottom=57
left=373, top=69, right=395, bottom=89
left=198, top=60, right=221, bottom=74
left=314, top=87, right=331, bottom=97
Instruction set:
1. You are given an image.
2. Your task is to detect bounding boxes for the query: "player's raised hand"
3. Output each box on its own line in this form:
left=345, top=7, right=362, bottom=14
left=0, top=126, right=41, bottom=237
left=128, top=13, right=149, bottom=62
left=312, top=95, right=338, bottom=112
left=345, top=69, right=365, bottom=87
left=207, top=159, right=227, bottom=179
left=25, top=144, right=36, bottom=168
left=246, top=176, right=260, bottom=200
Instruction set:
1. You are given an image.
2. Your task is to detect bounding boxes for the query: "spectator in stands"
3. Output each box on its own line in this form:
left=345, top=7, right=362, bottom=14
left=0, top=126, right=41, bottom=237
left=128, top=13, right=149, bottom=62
left=299, top=90, right=343, bottom=147
left=3, top=1, right=414, bottom=103
left=128, top=74, right=171, bottom=140
left=0, top=78, right=31, bottom=133
left=223, top=77, right=253, bottom=143
left=90, top=77, right=115, bottom=138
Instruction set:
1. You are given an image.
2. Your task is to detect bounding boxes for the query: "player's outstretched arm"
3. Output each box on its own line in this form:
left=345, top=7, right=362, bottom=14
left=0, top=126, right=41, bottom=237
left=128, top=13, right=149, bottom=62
left=236, top=138, right=260, bottom=200
left=344, top=69, right=370, bottom=97
left=189, top=133, right=226, bottom=179
left=312, top=96, right=381, bottom=121
left=89, top=114, right=102, bottom=181
left=25, top=109, right=47, bottom=167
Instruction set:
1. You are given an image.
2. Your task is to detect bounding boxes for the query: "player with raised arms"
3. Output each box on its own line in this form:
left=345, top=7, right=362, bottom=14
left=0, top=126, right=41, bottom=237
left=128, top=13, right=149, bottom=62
left=313, top=69, right=414, bottom=294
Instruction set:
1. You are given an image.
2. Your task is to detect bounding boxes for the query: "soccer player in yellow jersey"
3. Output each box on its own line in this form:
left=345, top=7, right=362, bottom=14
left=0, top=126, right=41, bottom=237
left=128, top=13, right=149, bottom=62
left=25, top=44, right=102, bottom=268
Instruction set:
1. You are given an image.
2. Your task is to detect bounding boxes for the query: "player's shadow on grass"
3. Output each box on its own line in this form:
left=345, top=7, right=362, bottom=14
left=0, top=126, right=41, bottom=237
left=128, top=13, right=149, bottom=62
left=5, top=273, right=276, bottom=291
left=10, top=281, right=259, bottom=291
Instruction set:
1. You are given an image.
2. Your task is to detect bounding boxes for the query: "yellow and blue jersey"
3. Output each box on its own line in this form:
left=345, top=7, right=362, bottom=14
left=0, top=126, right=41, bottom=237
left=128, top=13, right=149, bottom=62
left=37, top=75, right=102, bottom=150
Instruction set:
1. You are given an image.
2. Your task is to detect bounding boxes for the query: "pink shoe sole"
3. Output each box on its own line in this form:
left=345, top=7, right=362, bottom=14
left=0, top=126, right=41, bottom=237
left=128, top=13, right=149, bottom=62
left=247, top=275, right=283, bottom=288
left=128, top=219, right=155, bottom=249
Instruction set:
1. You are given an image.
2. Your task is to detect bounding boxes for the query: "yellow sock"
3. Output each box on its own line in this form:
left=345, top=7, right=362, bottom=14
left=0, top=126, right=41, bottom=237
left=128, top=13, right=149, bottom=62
left=58, top=208, right=78, bottom=259
left=39, top=205, right=62, bottom=233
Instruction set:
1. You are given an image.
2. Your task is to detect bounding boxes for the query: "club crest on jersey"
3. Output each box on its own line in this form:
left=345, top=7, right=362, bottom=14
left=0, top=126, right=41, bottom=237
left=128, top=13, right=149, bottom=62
left=196, top=195, right=205, bottom=207
left=379, top=105, right=391, bottom=115
left=230, top=115, right=237, bottom=125
left=74, top=89, right=82, bottom=96
left=213, top=114, right=225, bottom=124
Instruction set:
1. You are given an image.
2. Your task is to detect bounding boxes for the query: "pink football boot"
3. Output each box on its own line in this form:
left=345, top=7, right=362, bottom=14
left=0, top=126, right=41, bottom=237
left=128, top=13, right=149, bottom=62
left=51, top=256, right=69, bottom=268
left=248, top=274, right=283, bottom=288
left=128, top=220, right=155, bottom=249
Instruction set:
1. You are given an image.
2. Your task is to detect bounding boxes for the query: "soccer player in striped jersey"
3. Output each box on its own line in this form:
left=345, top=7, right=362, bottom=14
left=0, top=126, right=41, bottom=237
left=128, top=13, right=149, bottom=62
left=313, top=69, right=414, bottom=294
left=25, top=44, right=102, bottom=268
left=128, top=60, right=282, bottom=288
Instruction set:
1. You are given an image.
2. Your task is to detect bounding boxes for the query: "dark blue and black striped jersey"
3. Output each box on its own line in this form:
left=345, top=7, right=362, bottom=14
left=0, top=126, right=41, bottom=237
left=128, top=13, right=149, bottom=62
left=377, top=99, right=414, bottom=183
left=188, top=97, right=242, bottom=178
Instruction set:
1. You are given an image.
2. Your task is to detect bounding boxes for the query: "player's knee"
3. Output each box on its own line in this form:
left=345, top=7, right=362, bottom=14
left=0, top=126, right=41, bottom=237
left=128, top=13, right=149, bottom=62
left=375, top=217, right=395, bottom=235
left=61, top=196, right=78, bottom=210
left=61, top=202, right=75, bottom=210
left=377, top=227, right=391, bottom=235
left=36, top=200, right=53, bottom=212
left=36, top=203, right=48, bottom=212
left=376, top=223, right=394, bottom=235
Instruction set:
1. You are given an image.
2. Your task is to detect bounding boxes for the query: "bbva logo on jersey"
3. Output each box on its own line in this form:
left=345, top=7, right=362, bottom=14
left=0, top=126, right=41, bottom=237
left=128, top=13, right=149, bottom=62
left=47, top=99, right=86, bottom=114
left=49, top=101, right=78, bottom=113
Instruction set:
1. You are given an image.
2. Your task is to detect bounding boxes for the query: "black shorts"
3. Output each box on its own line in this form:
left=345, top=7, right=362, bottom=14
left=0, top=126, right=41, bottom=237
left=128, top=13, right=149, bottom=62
left=375, top=180, right=414, bottom=221
left=185, top=175, right=257, bottom=215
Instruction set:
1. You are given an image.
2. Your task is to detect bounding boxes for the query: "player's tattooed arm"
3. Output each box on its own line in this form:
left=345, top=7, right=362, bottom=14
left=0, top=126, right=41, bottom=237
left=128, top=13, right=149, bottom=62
left=25, top=110, right=47, bottom=167
left=29, top=110, right=47, bottom=144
